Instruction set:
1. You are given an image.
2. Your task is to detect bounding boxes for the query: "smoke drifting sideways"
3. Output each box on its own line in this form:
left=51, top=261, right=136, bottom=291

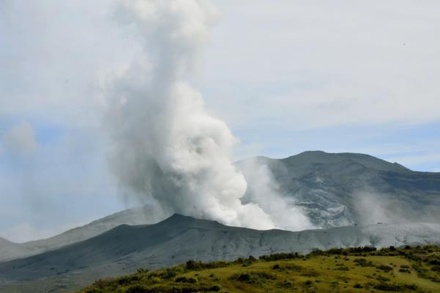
left=103, top=0, right=313, bottom=231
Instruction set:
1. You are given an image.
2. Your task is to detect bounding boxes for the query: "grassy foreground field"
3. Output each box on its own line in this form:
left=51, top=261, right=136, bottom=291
left=79, top=245, right=440, bottom=292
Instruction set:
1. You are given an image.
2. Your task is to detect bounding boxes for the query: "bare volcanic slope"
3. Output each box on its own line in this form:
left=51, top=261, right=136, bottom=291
left=238, top=151, right=440, bottom=228
left=1, top=151, right=439, bottom=264
left=1, top=214, right=440, bottom=293
left=0, top=206, right=165, bottom=262
left=0, top=238, right=32, bottom=264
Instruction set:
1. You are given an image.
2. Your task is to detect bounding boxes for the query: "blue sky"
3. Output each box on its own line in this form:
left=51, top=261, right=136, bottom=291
left=1, top=0, right=440, bottom=242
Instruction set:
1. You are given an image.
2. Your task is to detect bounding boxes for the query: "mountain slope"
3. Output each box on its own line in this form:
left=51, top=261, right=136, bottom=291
left=2, top=151, right=439, bottom=263
left=2, top=151, right=439, bottom=264
left=0, top=237, right=31, bottom=263
left=238, top=151, right=440, bottom=228
left=0, top=206, right=166, bottom=262
left=1, top=214, right=440, bottom=292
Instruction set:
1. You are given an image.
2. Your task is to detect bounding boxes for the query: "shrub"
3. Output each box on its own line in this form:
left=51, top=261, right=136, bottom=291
left=236, top=273, right=252, bottom=283
left=185, top=260, right=201, bottom=270
left=175, top=276, right=197, bottom=284
left=431, top=265, right=440, bottom=272
left=259, top=252, right=299, bottom=261
left=278, top=279, right=293, bottom=288
left=160, top=268, right=177, bottom=279
left=373, top=282, right=401, bottom=291
left=125, top=284, right=148, bottom=293
left=209, top=284, right=222, bottom=292
left=429, top=259, right=440, bottom=266
left=273, top=263, right=303, bottom=272
left=136, top=268, right=148, bottom=274
left=230, top=272, right=276, bottom=284
left=354, top=258, right=374, bottom=267
left=377, top=265, right=393, bottom=272
left=373, top=282, right=418, bottom=292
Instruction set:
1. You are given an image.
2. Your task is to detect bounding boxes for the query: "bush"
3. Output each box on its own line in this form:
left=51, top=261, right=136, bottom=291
left=373, top=282, right=401, bottom=291
left=175, top=276, right=197, bottom=284
left=230, top=272, right=276, bottom=284
left=278, top=280, right=293, bottom=288
left=354, top=258, right=374, bottom=267
left=376, top=265, right=393, bottom=272
left=209, top=284, right=222, bottom=292
left=259, top=252, right=299, bottom=261
left=373, top=282, right=418, bottom=292
left=160, top=268, right=177, bottom=279
left=125, top=284, right=148, bottom=293
left=431, top=265, right=440, bottom=272
left=429, top=259, right=440, bottom=266
left=185, top=260, right=201, bottom=270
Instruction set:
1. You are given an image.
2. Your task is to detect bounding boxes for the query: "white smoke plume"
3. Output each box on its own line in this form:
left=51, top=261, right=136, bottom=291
left=238, top=159, right=314, bottom=231
left=104, top=0, right=276, bottom=230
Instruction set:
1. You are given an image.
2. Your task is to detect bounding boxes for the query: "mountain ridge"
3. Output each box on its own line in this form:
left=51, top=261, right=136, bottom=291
left=1, top=213, right=440, bottom=292
left=238, top=150, right=440, bottom=228
left=0, top=206, right=166, bottom=262
left=1, top=151, right=439, bottom=263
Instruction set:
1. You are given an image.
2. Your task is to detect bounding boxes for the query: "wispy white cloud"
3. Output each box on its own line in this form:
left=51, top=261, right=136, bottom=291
left=2, top=122, right=38, bottom=154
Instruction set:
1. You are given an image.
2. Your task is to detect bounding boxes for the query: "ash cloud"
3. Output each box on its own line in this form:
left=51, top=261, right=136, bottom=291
left=103, top=0, right=313, bottom=231
left=238, top=158, right=314, bottom=231
left=104, top=0, right=275, bottom=229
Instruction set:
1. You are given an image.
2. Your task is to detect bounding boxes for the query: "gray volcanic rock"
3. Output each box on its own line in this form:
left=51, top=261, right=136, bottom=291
left=1, top=214, right=440, bottom=293
left=238, top=151, right=440, bottom=228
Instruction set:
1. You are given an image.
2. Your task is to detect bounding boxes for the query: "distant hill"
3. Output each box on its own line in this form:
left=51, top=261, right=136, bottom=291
left=1, top=214, right=440, bottom=292
left=0, top=237, right=31, bottom=263
left=238, top=151, right=440, bottom=227
left=0, top=206, right=166, bottom=262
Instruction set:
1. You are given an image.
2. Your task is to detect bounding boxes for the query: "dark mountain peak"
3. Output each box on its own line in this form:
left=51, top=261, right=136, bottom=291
left=158, top=213, right=223, bottom=229
left=283, top=150, right=409, bottom=173
left=162, top=213, right=195, bottom=223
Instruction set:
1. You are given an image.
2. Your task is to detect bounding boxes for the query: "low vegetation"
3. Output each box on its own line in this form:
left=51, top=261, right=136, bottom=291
left=78, top=245, right=440, bottom=292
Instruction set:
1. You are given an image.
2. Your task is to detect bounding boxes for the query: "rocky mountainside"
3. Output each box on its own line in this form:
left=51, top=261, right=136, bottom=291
left=238, top=151, right=440, bottom=228
left=1, top=214, right=440, bottom=293
left=1, top=151, right=439, bottom=264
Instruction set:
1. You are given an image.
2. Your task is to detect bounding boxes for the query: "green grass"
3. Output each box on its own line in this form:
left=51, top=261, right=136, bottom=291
left=78, top=245, right=440, bottom=292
